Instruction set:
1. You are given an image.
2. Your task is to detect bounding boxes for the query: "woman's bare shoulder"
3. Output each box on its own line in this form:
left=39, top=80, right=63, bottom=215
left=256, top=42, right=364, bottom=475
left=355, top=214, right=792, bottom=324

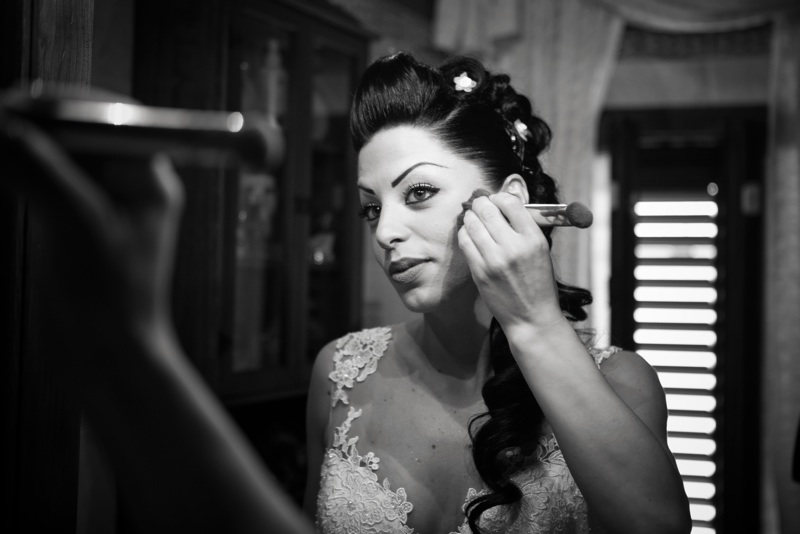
left=598, top=348, right=657, bottom=382
left=309, top=338, right=338, bottom=391
left=309, top=324, right=402, bottom=402
left=311, top=324, right=399, bottom=371
left=597, top=349, right=668, bottom=430
left=597, top=349, right=661, bottom=392
left=306, top=340, right=338, bottom=434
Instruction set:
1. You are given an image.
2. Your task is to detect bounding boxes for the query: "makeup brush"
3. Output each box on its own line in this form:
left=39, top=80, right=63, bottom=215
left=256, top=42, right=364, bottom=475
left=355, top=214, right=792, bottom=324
left=525, top=202, right=593, bottom=229
left=457, top=189, right=593, bottom=229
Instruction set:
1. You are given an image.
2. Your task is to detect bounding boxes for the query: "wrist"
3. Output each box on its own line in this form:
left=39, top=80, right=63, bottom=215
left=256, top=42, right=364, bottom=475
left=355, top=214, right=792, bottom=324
left=503, top=314, right=580, bottom=354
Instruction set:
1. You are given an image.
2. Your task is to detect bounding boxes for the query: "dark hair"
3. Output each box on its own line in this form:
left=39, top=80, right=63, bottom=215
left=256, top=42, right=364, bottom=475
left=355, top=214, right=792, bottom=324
left=350, top=52, right=592, bottom=533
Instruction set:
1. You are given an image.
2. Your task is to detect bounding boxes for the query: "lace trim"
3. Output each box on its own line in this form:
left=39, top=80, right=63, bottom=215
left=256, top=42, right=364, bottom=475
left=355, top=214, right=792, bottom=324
left=450, top=432, right=589, bottom=534
left=588, top=345, right=622, bottom=369
left=318, top=406, right=414, bottom=534
left=329, top=327, right=392, bottom=407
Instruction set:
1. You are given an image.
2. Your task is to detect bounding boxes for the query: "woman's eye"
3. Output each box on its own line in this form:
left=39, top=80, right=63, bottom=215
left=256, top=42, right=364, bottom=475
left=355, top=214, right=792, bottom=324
left=404, top=183, right=440, bottom=204
left=357, top=203, right=381, bottom=221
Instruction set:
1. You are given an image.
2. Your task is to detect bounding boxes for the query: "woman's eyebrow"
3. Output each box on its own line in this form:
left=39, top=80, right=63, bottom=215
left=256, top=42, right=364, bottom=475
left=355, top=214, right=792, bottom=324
left=390, top=162, right=445, bottom=187
left=358, top=162, right=446, bottom=194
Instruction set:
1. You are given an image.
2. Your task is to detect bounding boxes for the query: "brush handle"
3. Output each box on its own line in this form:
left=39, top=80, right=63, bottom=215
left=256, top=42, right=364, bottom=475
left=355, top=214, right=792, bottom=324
left=525, top=202, right=593, bottom=228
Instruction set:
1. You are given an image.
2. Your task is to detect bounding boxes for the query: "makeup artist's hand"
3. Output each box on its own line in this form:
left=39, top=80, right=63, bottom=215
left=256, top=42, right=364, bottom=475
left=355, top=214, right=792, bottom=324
left=2, top=110, right=316, bottom=534
left=1, top=114, right=183, bottom=357
left=457, top=192, right=564, bottom=335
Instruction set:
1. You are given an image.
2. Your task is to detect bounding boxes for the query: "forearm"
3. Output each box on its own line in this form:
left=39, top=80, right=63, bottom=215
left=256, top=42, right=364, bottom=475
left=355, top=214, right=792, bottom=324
left=79, top=325, right=313, bottom=534
left=506, top=320, right=689, bottom=534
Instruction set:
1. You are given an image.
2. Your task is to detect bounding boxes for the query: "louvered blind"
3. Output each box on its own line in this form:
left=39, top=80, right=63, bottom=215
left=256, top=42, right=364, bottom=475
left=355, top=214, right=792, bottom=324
left=632, top=195, right=719, bottom=534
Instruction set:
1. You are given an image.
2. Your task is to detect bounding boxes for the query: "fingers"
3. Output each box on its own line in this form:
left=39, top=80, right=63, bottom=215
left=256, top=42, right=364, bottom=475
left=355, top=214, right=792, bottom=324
left=462, top=193, right=543, bottom=251
left=468, top=195, right=509, bottom=244
left=151, top=153, right=185, bottom=215
left=494, top=193, right=538, bottom=236
left=459, top=192, right=554, bottom=284
left=460, top=209, right=497, bottom=259
left=457, top=224, right=485, bottom=278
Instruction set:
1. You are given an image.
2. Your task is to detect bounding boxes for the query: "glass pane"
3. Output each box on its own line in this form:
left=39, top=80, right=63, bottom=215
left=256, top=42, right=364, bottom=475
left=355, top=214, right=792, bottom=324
left=232, top=27, right=292, bottom=372
left=668, top=436, right=717, bottom=456
left=657, top=372, right=717, bottom=390
left=306, top=43, right=357, bottom=362
left=639, top=349, right=717, bottom=368
left=666, top=394, right=716, bottom=412
left=634, top=222, right=718, bottom=238
left=634, top=265, right=717, bottom=282
left=676, top=459, right=717, bottom=477
left=667, top=415, right=717, bottom=434
left=635, top=243, right=717, bottom=259
left=634, top=286, right=717, bottom=303
left=634, top=200, right=718, bottom=216
left=634, top=308, right=717, bottom=324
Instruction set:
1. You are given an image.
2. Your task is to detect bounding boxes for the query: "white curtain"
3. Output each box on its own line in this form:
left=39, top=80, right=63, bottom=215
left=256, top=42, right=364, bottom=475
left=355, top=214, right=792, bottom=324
left=589, top=0, right=797, bottom=31
left=433, top=1, right=800, bottom=533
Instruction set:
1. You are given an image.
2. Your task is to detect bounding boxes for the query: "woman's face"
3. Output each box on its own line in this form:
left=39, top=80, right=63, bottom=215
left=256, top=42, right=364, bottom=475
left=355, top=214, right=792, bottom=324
left=357, top=125, right=491, bottom=312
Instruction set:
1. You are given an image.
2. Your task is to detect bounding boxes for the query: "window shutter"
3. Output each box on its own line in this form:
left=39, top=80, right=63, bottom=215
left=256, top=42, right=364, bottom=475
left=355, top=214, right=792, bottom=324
left=632, top=195, right=719, bottom=533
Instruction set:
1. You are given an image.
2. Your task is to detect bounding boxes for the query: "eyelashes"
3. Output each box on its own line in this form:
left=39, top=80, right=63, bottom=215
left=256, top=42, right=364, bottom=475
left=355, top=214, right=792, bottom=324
left=357, top=182, right=441, bottom=222
left=402, top=182, right=439, bottom=204
left=357, top=202, right=380, bottom=221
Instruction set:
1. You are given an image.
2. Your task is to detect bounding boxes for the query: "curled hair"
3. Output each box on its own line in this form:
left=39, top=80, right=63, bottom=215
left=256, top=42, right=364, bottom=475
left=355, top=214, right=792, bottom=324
left=350, top=52, right=592, bottom=533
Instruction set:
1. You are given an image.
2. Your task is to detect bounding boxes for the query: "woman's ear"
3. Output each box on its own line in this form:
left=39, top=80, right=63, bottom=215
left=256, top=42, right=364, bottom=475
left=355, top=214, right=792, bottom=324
left=500, top=174, right=529, bottom=204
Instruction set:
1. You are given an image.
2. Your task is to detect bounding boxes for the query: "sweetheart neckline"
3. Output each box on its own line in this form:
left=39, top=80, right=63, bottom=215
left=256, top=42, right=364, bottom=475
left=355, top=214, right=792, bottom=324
left=319, top=405, right=571, bottom=534
left=321, top=405, right=480, bottom=534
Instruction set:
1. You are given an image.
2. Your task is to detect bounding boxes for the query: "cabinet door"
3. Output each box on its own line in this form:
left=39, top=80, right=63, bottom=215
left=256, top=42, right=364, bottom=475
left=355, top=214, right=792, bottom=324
left=221, top=14, right=300, bottom=401
left=221, top=3, right=367, bottom=403
left=304, top=35, right=366, bottom=372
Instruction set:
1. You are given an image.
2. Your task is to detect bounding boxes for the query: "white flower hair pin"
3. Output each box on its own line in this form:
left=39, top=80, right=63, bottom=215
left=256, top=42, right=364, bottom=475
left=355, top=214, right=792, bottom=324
left=513, top=119, right=530, bottom=142
left=453, top=72, right=477, bottom=92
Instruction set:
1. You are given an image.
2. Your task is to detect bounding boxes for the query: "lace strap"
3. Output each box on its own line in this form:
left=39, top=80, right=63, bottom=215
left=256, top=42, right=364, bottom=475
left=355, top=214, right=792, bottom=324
left=328, top=326, right=392, bottom=407
left=588, top=345, right=622, bottom=368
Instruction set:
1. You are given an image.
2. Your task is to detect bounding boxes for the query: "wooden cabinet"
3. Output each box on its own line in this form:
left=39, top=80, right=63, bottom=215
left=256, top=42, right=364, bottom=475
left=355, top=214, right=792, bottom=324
left=220, top=1, right=369, bottom=403
left=134, top=0, right=370, bottom=404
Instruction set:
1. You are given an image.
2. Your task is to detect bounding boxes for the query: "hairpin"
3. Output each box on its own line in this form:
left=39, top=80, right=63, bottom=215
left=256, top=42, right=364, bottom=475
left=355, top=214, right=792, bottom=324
left=453, top=72, right=477, bottom=93
left=504, top=119, right=526, bottom=162
left=513, top=119, right=530, bottom=142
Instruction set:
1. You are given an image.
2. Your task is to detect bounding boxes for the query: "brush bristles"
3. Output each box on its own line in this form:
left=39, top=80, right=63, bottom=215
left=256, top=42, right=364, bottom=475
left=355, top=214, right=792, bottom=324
left=457, top=188, right=491, bottom=228
left=565, top=202, right=593, bottom=228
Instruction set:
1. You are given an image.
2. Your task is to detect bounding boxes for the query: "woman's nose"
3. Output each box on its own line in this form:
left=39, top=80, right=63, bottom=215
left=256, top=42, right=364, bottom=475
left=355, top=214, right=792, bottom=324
left=374, top=206, right=409, bottom=250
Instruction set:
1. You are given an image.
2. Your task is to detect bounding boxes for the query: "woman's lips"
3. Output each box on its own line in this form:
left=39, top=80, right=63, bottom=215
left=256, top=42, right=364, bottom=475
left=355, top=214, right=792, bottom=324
left=388, top=258, right=429, bottom=284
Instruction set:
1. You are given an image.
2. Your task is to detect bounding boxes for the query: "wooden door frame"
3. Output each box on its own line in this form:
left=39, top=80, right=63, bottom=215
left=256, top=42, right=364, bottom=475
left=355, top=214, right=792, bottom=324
left=1, top=1, right=95, bottom=532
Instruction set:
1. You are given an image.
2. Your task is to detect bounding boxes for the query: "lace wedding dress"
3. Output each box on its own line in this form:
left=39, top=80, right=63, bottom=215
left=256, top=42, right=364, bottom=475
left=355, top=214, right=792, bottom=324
left=315, top=327, right=618, bottom=534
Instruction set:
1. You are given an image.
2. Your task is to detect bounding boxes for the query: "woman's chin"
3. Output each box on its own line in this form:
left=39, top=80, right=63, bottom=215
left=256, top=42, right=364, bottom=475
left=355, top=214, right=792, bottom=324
left=394, top=286, right=438, bottom=313
left=395, top=284, right=478, bottom=315
left=397, top=295, right=434, bottom=314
